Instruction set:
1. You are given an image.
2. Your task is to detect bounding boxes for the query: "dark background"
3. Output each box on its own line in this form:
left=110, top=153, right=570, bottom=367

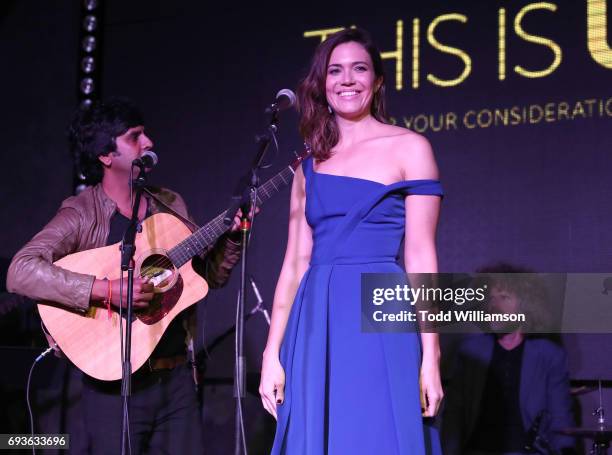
left=1, top=1, right=611, bottom=453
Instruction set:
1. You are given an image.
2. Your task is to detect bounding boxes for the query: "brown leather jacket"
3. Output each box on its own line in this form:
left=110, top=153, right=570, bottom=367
left=7, top=184, right=241, bottom=312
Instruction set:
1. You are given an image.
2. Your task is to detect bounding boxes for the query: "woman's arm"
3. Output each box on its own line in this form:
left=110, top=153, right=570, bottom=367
left=401, top=134, right=444, bottom=417
left=260, top=164, right=313, bottom=418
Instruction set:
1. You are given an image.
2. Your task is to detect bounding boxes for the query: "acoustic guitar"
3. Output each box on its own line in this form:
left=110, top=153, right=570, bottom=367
left=38, top=152, right=307, bottom=380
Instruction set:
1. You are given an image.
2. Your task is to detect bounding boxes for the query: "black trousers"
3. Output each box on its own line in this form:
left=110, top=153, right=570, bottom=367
left=81, top=365, right=203, bottom=455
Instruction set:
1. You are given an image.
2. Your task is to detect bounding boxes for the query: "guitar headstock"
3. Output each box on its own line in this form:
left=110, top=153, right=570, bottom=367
left=290, top=144, right=312, bottom=170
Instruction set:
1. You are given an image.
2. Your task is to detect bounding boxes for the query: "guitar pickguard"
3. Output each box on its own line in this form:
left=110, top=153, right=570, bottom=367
left=136, top=275, right=184, bottom=325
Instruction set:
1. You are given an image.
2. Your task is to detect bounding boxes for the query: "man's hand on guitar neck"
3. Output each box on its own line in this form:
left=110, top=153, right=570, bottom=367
left=230, top=207, right=260, bottom=233
left=91, top=276, right=154, bottom=309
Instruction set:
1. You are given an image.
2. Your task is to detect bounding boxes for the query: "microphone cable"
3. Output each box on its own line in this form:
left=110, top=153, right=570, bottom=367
left=26, top=341, right=57, bottom=455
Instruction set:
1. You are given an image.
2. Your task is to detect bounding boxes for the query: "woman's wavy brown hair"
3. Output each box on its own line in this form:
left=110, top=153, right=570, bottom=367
left=297, top=28, right=388, bottom=161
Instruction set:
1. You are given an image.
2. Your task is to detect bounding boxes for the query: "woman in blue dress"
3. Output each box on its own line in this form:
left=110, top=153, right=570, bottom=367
left=260, top=28, right=444, bottom=454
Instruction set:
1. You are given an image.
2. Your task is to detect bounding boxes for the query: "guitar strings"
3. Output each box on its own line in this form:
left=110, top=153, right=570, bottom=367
left=149, top=168, right=289, bottom=269
left=136, top=167, right=292, bottom=276
left=137, top=212, right=225, bottom=274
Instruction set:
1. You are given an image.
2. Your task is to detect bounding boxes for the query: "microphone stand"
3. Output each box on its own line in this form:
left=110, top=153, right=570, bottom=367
left=249, top=276, right=271, bottom=325
left=229, top=110, right=279, bottom=455
left=224, top=109, right=278, bottom=226
left=203, top=277, right=270, bottom=369
left=120, top=163, right=147, bottom=455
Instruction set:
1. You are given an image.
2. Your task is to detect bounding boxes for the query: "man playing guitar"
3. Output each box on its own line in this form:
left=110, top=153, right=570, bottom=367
left=7, top=97, right=242, bottom=454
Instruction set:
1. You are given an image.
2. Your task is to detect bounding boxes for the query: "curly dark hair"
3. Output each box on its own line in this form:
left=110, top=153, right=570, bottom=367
left=68, top=97, right=144, bottom=184
left=475, top=263, right=552, bottom=332
left=297, top=28, right=389, bottom=161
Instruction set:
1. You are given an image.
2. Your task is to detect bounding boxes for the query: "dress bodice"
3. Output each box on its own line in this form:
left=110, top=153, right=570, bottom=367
left=302, top=157, right=443, bottom=266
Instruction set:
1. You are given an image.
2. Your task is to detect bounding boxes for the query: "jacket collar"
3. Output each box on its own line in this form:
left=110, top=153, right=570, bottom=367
left=93, top=183, right=118, bottom=212
left=93, top=182, right=162, bottom=215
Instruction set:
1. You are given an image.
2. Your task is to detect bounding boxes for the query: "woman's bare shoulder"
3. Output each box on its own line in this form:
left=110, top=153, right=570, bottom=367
left=370, top=124, right=429, bottom=148
left=384, top=129, right=438, bottom=180
left=382, top=126, right=429, bottom=145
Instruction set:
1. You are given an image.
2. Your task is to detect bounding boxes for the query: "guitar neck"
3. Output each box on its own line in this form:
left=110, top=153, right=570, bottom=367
left=167, top=164, right=296, bottom=268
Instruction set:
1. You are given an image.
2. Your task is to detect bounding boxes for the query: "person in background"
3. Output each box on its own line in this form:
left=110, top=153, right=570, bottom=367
left=441, top=263, right=576, bottom=455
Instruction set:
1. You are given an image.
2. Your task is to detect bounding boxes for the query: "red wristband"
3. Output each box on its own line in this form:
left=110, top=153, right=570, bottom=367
left=105, top=279, right=112, bottom=319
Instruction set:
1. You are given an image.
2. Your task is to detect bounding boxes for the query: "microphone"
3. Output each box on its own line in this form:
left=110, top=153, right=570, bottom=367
left=265, top=89, right=296, bottom=114
left=132, top=150, right=158, bottom=168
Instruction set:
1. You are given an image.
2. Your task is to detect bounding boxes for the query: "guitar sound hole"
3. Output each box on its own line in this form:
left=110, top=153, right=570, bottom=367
left=136, top=252, right=182, bottom=325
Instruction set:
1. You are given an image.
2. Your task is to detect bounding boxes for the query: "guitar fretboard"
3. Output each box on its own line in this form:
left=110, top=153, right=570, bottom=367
left=167, top=164, right=296, bottom=268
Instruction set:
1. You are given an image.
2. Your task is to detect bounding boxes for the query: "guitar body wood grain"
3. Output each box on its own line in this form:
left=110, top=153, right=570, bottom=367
left=37, top=213, right=208, bottom=381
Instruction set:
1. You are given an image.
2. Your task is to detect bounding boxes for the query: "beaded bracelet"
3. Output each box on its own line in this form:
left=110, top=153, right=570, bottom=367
left=103, top=278, right=112, bottom=319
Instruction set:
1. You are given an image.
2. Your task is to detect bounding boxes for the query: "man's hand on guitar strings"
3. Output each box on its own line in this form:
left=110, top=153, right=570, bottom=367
left=92, top=276, right=154, bottom=309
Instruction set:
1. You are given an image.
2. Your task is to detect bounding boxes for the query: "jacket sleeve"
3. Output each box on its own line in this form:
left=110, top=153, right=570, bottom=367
left=193, top=233, right=242, bottom=289
left=546, top=346, right=575, bottom=450
left=6, top=207, right=94, bottom=312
